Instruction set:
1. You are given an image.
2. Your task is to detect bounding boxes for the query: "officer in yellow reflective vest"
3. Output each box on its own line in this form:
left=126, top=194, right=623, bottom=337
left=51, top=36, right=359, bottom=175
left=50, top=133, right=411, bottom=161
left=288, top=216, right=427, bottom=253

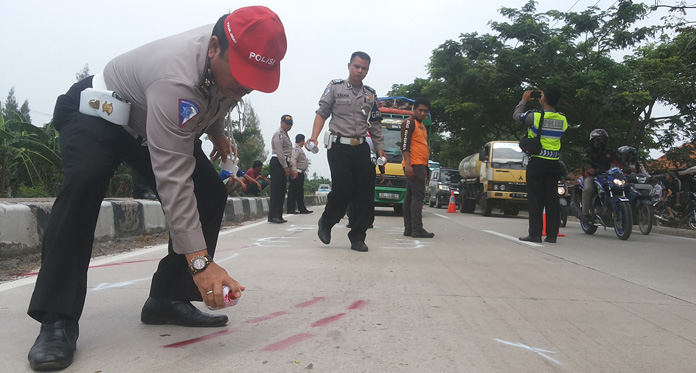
left=512, top=86, right=568, bottom=243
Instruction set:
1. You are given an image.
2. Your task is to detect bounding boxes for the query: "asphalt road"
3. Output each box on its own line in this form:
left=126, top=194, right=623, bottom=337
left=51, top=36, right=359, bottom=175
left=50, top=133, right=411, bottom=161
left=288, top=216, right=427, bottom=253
left=2, top=206, right=695, bottom=372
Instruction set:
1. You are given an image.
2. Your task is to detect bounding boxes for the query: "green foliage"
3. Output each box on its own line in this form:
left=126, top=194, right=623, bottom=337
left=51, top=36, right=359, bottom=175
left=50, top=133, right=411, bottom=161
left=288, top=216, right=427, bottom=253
left=16, top=184, right=49, bottom=198
left=2, top=87, right=31, bottom=124
left=304, top=172, right=332, bottom=196
left=388, top=0, right=695, bottom=172
left=0, top=113, right=62, bottom=197
left=227, top=101, right=267, bottom=171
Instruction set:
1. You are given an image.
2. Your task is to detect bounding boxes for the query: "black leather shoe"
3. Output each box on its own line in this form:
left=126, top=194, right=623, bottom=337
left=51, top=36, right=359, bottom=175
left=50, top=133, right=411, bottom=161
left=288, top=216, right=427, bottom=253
left=350, top=241, right=369, bottom=252
left=28, top=314, right=79, bottom=371
left=318, top=218, right=331, bottom=244
left=268, top=217, right=286, bottom=224
left=404, top=230, right=412, bottom=236
left=141, top=297, right=228, bottom=327
left=287, top=211, right=299, bottom=214
left=544, top=236, right=557, bottom=243
left=519, top=236, right=542, bottom=243
left=412, top=229, right=435, bottom=238
left=299, top=210, right=313, bottom=214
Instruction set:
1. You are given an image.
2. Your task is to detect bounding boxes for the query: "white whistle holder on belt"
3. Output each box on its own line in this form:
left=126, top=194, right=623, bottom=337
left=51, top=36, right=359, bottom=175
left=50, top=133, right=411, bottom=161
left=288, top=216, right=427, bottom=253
left=79, top=88, right=131, bottom=126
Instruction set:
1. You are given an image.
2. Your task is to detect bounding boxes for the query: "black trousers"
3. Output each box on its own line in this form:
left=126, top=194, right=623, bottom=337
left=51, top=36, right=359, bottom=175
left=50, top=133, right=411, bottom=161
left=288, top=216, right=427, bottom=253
left=268, top=157, right=287, bottom=220
left=27, top=77, right=227, bottom=323
left=404, top=165, right=427, bottom=231
left=525, top=157, right=562, bottom=238
left=287, top=173, right=308, bottom=213
left=323, top=142, right=375, bottom=243
left=132, top=168, right=152, bottom=197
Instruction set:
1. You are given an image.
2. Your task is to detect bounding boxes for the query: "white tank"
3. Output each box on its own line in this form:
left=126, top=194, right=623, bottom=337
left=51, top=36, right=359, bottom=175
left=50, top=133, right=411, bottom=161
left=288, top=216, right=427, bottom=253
left=459, top=153, right=481, bottom=179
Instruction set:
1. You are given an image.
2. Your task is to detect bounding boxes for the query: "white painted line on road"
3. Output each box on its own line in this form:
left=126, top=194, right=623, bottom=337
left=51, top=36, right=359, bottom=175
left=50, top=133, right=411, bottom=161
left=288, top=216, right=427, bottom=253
left=495, top=338, right=561, bottom=365
left=383, top=239, right=431, bottom=250
left=434, top=213, right=451, bottom=219
left=484, top=230, right=544, bottom=247
left=94, top=277, right=151, bottom=291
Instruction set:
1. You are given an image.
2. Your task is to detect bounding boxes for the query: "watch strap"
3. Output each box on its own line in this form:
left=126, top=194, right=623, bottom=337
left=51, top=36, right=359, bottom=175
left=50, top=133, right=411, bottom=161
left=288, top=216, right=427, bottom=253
left=187, top=254, right=213, bottom=275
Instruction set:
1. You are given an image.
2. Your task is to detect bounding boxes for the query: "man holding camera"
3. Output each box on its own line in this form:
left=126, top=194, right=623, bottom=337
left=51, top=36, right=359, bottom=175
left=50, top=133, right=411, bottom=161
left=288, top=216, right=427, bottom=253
left=513, top=87, right=567, bottom=243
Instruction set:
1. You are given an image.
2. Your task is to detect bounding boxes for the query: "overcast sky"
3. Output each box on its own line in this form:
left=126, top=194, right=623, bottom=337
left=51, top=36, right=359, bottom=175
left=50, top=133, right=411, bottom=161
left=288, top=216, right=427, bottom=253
left=0, top=0, right=675, bottom=178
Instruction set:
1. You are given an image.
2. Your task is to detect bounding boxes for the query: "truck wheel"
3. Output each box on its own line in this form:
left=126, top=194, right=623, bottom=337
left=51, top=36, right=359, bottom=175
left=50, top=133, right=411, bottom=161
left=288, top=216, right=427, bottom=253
left=463, top=199, right=476, bottom=213
left=481, top=199, right=493, bottom=216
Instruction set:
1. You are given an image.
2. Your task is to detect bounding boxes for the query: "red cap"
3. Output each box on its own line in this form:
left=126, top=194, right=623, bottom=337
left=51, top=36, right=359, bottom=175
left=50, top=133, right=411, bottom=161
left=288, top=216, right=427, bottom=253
left=224, top=6, right=287, bottom=93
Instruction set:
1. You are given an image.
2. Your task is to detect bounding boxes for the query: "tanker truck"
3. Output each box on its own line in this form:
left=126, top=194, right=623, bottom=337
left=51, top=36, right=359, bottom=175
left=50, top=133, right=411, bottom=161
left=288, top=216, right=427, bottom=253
left=458, top=141, right=527, bottom=216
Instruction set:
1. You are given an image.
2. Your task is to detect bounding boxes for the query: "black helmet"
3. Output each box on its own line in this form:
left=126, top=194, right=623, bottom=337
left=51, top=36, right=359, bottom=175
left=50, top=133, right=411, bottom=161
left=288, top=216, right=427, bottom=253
left=589, top=129, right=608, bottom=146
left=617, top=146, right=638, bottom=164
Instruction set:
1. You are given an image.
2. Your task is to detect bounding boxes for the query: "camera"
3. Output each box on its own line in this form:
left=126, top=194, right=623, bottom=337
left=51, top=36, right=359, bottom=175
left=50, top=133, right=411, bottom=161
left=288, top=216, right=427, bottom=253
left=530, top=91, right=542, bottom=99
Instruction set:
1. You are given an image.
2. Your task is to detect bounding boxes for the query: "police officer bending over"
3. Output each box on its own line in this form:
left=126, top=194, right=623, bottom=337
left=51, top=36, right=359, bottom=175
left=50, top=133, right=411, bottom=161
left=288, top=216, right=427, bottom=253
left=307, top=51, right=385, bottom=252
left=26, top=7, right=286, bottom=371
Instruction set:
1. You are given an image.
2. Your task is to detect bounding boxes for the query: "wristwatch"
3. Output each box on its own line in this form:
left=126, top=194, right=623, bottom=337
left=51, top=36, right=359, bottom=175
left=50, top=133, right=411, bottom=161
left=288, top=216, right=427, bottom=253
left=188, top=254, right=213, bottom=275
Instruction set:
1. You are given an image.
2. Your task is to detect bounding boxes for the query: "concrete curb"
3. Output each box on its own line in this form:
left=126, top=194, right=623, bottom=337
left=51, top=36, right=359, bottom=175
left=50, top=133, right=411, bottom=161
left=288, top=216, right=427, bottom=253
left=0, top=195, right=327, bottom=258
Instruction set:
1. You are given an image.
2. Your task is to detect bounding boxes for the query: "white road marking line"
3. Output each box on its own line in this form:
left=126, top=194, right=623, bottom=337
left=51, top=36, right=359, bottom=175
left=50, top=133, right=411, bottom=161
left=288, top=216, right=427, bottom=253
left=94, top=277, right=151, bottom=291
left=484, top=230, right=544, bottom=247
left=495, top=338, right=561, bottom=365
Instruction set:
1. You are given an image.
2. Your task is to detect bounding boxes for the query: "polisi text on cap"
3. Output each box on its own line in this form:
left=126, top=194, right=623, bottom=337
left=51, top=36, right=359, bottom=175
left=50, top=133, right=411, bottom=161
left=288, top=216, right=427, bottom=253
left=249, top=52, right=276, bottom=66
left=226, top=22, right=237, bottom=44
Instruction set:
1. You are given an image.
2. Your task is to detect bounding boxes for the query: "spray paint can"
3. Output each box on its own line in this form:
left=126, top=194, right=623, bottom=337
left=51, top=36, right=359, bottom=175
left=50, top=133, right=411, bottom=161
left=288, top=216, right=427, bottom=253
left=206, top=285, right=239, bottom=310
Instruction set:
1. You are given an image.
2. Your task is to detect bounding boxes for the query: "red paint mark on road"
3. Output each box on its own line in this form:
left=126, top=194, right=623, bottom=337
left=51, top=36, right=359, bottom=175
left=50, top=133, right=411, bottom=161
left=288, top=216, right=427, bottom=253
left=294, top=297, right=325, bottom=308
left=311, top=313, right=346, bottom=327
left=261, top=333, right=313, bottom=351
left=348, top=300, right=368, bottom=310
left=245, top=311, right=287, bottom=324
left=163, top=329, right=237, bottom=348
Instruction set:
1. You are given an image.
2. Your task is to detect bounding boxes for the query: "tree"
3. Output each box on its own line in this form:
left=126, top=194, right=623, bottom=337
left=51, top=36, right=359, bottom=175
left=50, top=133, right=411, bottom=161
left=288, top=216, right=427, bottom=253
left=2, top=87, right=31, bottom=124
left=226, top=100, right=268, bottom=170
left=76, top=63, right=90, bottom=81
left=389, top=0, right=694, bottom=172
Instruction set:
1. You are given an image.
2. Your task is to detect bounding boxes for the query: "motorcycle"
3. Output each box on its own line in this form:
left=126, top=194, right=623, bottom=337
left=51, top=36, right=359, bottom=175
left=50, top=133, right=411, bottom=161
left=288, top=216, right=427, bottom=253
left=653, top=192, right=696, bottom=230
left=625, top=172, right=654, bottom=235
left=570, top=166, right=633, bottom=240
left=557, top=179, right=571, bottom=227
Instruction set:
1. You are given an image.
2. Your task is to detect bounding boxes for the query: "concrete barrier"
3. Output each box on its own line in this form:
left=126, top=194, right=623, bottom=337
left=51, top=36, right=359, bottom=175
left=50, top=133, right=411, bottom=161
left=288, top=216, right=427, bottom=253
left=0, top=195, right=327, bottom=259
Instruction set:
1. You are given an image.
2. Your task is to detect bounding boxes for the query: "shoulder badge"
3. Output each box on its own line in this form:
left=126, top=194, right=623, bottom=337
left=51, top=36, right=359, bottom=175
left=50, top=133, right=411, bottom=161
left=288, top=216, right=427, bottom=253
left=331, top=79, right=345, bottom=85
left=178, top=99, right=200, bottom=128
left=365, top=85, right=376, bottom=94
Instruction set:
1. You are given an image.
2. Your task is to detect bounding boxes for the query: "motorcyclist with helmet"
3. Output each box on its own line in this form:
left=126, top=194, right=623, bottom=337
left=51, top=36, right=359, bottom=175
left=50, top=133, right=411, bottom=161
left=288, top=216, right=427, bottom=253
left=581, top=129, right=624, bottom=221
left=617, top=146, right=647, bottom=175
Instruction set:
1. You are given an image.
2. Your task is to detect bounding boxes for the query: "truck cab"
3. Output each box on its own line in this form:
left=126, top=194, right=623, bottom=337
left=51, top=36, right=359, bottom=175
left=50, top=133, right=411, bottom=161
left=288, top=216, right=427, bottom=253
left=459, top=141, right=527, bottom=216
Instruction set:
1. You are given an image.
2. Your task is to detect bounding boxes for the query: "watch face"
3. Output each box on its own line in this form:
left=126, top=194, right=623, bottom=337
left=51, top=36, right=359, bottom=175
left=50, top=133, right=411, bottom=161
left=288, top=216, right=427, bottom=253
left=192, top=257, right=207, bottom=270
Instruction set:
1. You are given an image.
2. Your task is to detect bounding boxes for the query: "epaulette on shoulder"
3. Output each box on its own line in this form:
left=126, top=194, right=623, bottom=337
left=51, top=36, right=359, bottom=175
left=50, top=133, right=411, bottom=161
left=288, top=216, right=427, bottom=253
left=365, top=85, right=376, bottom=94
left=331, top=79, right=345, bottom=85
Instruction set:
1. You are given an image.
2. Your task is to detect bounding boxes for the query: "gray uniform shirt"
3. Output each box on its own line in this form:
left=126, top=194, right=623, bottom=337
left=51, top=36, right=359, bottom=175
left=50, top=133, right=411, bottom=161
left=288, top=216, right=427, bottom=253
left=271, top=127, right=293, bottom=169
left=103, top=24, right=234, bottom=254
left=291, top=144, right=308, bottom=172
left=316, top=79, right=385, bottom=152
